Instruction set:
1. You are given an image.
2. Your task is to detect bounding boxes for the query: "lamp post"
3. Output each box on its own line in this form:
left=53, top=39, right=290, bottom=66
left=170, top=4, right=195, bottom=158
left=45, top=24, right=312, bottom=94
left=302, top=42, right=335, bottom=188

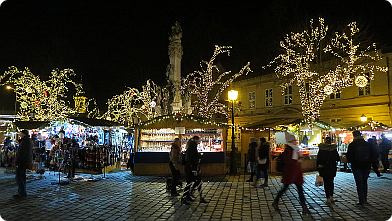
left=6, top=86, right=17, bottom=114
left=228, top=90, right=238, bottom=174
left=360, top=114, right=367, bottom=122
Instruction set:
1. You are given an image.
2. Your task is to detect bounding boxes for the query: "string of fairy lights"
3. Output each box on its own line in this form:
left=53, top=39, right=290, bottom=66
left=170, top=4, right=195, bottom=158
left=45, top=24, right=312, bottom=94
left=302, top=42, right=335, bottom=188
left=264, top=18, right=388, bottom=127
left=181, top=45, right=252, bottom=119
left=102, top=80, right=161, bottom=126
left=0, top=66, right=88, bottom=121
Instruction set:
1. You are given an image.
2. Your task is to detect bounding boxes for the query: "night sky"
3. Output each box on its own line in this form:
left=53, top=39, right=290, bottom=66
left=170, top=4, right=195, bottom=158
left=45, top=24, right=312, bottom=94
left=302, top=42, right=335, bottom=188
left=0, top=0, right=391, bottom=111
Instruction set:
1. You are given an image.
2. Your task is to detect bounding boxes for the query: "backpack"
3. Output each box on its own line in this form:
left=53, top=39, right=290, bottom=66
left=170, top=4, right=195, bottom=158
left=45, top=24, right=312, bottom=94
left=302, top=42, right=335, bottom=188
left=355, top=141, right=371, bottom=162
left=276, top=153, right=284, bottom=172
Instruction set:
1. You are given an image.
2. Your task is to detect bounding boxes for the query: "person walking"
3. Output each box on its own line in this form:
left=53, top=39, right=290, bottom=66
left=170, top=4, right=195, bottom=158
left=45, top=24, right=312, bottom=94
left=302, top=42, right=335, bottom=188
left=379, top=134, right=391, bottom=173
left=272, top=131, right=310, bottom=214
left=169, top=138, right=182, bottom=196
left=246, top=138, right=258, bottom=182
left=317, top=137, right=340, bottom=204
left=367, top=137, right=382, bottom=177
left=14, top=129, right=33, bottom=198
left=181, top=136, right=208, bottom=205
left=252, top=137, right=270, bottom=187
left=347, top=130, right=374, bottom=205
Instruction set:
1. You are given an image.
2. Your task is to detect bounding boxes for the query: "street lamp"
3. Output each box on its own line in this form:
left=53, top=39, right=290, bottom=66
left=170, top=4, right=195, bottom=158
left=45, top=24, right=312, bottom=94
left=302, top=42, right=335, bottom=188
left=228, top=90, right=238, bottom=174
left=6, top=86, right=17, bottom=114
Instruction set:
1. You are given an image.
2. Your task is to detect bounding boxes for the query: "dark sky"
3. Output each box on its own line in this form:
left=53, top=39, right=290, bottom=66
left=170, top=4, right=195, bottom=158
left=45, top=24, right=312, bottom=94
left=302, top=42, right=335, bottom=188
left=0, top=0, right=391, bottom=111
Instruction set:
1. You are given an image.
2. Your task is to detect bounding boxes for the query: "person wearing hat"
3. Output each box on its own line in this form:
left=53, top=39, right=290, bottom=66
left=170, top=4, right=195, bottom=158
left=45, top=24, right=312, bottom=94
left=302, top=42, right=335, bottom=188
left=14, top=129, right=33, bottom=198
left=272, top=131, right=310, bottom=215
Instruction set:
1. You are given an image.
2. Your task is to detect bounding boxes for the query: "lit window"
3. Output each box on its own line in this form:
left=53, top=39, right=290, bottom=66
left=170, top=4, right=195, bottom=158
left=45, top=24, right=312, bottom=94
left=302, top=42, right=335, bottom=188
left=265, top=89, right=273, bottom=106
left=249, top=92, right=256, bottom=109
left=329, top=91, right=341, bottom=99
left=284, top=86, right=292, bottom=105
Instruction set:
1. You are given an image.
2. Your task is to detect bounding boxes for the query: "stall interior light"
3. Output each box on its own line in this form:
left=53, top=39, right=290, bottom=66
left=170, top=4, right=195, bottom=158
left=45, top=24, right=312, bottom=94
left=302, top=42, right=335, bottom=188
left=360, top=114, right=367, bottom=122
left=384, top=133, right=392, bottom=138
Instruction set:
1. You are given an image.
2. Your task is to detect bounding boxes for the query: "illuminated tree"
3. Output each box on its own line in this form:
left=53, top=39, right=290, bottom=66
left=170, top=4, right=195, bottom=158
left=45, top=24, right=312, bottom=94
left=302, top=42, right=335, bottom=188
left=0, top=66, right=85, bottom=121
left=102, top=79, right=162, bottom=125
left=265, top=18, right=388, bottom=126
left=181, top=45, right=252, bottom=119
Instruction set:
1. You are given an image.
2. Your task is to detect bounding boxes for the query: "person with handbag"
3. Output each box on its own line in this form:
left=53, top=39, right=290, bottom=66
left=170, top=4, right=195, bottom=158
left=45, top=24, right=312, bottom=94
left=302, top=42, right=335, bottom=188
left=272, top=131, right=310, bottom=215
left=252, top=137, right=270, bottom=187
left=169, top=138, right=182, bottom=196
left=317, top=137, right=340, bottom=204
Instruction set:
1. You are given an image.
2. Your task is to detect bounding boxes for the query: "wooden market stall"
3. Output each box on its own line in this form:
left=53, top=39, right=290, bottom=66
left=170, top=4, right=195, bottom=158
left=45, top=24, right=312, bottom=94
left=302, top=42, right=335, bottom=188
left=13, top=118, right=133, bottom=175
left=133, top=114, right=228, bottom=176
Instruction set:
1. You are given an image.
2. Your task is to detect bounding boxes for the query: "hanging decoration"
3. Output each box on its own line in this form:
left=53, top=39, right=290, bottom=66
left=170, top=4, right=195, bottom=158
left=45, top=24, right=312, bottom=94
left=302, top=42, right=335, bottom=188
left=181, top=45, right=252, bottom=119
left=264, top=18, right=388, bottom=127
left=354, top=75, right=368, bottom=88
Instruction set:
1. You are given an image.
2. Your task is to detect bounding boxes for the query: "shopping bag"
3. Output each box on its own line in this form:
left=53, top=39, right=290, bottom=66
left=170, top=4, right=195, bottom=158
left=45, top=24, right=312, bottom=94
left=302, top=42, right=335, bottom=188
left=315, top=174, right=324, bottom=187
left=247, top=162, right=252, bottom=173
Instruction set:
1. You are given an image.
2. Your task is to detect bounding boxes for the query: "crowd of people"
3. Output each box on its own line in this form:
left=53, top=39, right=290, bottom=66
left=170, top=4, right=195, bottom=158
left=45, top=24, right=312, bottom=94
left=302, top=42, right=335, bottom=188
left=167, top=130, right=390, bottom=214
left=3, top=128, right=391, bottom=211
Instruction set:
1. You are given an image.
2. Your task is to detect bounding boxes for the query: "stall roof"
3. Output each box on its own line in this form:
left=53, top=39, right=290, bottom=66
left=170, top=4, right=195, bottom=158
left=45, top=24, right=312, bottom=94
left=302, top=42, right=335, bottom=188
left=348, top=121, right=391, bottom=131
left=14, top=121, right=51, bottom=130
left=69, top=117, right=124, bottom=127
left=136, top=114, right=228, bottom=129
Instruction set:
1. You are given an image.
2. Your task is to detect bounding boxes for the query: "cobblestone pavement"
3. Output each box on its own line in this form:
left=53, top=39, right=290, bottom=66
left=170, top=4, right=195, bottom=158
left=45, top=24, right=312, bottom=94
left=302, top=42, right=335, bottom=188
left=0, top=168, right=391, bottom=221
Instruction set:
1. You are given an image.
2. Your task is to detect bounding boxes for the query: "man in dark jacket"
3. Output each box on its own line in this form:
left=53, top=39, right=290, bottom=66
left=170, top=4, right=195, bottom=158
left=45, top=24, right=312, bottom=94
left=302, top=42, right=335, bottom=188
left=181, top=136, right=208, bottom=205
left=379, top=134, right=391, bottom=173
left=347, top=130, right=374, bottom=205
left=14, top=129, right=33, bottom=198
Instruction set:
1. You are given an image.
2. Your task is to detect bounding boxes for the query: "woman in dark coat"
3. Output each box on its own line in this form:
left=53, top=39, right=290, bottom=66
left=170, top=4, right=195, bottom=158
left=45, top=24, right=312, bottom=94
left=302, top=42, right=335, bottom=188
left=272, top=132, right=310, bottom=215
left=252, top=137, right=270, bottom=187
left=246, top=138, right=258, bottom=182
left=317, top=137, right=340, bottom=204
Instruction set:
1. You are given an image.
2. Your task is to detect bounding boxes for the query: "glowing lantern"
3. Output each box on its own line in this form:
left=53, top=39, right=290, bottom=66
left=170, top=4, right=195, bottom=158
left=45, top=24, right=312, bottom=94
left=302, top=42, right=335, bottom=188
left=355, top=76, right=368, bottom=88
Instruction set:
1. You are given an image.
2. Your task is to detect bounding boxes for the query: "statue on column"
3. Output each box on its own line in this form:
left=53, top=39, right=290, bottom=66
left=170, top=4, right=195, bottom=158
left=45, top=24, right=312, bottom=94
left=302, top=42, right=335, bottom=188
left=167, top=21, right=183, bottom=114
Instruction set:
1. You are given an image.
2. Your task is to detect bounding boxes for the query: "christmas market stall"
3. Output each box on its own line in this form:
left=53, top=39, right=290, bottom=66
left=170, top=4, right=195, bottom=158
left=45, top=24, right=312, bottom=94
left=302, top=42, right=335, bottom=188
left=333, top=121, right=392, bottom=171
left=267, top=121, right=333, bottom=173
left=133, top=114, right=227, bottom=176
left=13, top=118, right=133, bottom=176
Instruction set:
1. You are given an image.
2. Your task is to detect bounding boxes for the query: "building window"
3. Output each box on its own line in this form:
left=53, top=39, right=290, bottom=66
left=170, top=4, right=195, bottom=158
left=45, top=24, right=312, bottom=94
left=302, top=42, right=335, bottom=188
left=329, top=91, right=341, bottom=99
left=248, top=91, right=256, bottom=108
left=330, top=118, right=342, bottom=123
left=265, top=89, right=273, bottom=106
left=284, top=86, right=293, bottom=105
left=358, top=73, right=371, bottom=96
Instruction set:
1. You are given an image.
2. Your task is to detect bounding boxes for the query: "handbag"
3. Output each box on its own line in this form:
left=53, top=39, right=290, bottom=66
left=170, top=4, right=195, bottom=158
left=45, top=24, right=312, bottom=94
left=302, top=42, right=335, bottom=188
left=315, top=174, right=324, bottom=187
left=257, top=157, right=267, bottom=165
